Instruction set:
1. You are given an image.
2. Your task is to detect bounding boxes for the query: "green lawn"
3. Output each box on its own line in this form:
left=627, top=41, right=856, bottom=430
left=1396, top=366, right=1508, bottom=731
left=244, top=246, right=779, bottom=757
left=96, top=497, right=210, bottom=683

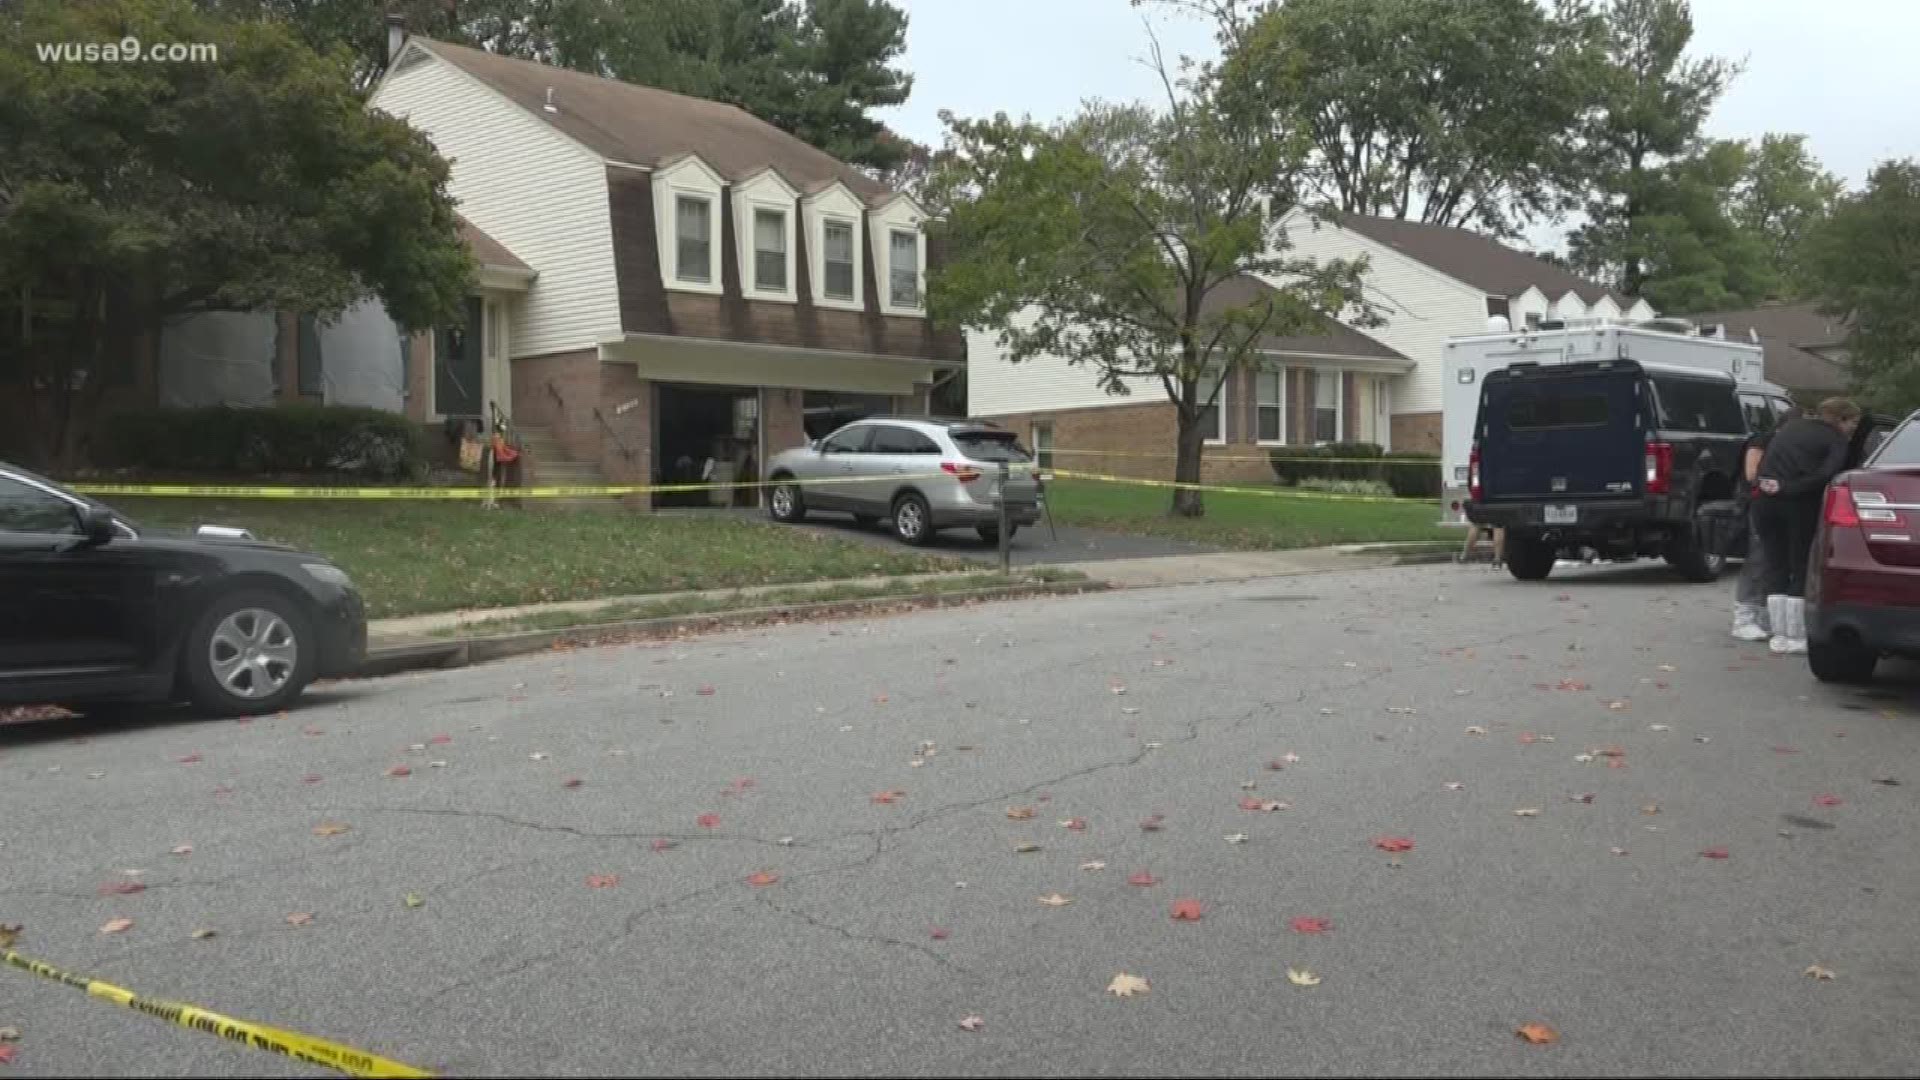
left=1043, top=479, right=1455, bottom=550
left=114, top=499, right=962, bottom=620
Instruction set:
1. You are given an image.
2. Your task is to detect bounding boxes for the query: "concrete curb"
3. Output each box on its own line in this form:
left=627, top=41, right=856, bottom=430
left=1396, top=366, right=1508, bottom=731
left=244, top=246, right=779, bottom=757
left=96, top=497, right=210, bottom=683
left=358, top=579, right=1107, bottom=678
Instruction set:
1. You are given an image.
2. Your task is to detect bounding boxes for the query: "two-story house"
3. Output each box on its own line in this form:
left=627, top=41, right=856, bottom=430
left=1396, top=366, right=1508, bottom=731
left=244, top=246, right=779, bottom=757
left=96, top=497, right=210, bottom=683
left=967, top=209, right=1655, bottom=483
left=359, top=33, right=960, bottom=506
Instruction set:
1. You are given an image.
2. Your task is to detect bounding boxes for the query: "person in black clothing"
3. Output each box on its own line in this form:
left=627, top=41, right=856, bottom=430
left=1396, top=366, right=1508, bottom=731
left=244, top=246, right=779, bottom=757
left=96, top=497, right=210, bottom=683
left=1729, top=421, right=1782, bottom=641
left=1752, top=397, right=1862, bottom=653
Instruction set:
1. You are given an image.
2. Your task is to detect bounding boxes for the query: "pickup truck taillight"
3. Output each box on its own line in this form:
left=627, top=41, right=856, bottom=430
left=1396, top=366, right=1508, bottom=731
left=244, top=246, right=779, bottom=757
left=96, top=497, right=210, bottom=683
left=1645, top=442, right=1673, bottom=495
left=1468, top=443, right=1482, bottom=502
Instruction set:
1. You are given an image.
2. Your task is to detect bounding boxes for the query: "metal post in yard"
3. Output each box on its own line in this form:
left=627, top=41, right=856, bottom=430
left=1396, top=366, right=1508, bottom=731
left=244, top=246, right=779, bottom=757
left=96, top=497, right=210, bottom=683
left=996, top=461, right=1011, bottom=576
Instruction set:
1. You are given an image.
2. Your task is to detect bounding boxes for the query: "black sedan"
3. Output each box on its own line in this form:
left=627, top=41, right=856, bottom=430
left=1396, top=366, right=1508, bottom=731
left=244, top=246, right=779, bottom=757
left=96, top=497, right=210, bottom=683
left=0, top=463, right=366, bottom=716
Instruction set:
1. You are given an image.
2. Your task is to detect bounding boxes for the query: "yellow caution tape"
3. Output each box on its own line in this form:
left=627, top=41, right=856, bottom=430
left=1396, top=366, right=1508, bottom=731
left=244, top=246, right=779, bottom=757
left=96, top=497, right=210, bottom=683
left=1039, top=447, right=1441, bottom=466
left=69, top=471, right=971, bottom=500
left=3, top=948, right=431, bottom=1078
left=1050, top=468, right=1429, bottom=504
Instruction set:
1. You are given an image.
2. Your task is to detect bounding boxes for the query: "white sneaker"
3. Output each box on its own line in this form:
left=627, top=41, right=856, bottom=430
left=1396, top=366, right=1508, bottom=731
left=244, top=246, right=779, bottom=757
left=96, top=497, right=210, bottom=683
left=1731, top=602, right=1769, bottom=640
left=1733, top=622, right=1770, bottom=642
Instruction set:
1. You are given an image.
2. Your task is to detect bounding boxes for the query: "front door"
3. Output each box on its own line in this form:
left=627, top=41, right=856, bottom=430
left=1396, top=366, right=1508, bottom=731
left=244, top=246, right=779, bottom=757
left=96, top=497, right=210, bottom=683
left=434, top=296, right=485, bottom=419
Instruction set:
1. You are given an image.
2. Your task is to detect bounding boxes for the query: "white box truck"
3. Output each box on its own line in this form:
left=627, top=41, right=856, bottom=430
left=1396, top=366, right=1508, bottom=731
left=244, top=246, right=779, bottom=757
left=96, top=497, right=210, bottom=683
left=1439, top=317, right=1766, bottom=524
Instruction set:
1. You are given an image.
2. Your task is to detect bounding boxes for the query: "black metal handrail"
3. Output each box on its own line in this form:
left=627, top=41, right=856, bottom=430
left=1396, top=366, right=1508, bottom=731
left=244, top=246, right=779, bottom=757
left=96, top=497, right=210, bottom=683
left=543, top=378, right=636, bottom=463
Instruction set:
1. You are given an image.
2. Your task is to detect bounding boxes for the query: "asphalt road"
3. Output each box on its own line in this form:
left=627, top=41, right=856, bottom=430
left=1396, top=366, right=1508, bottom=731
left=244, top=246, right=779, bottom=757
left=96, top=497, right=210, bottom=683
left=5, top=562, right=1920, bottom=1077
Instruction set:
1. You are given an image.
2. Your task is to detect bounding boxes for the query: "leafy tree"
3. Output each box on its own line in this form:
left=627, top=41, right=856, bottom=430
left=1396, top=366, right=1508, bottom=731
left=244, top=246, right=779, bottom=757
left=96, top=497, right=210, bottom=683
left=1730, top=133, right=1845, bottom=295
left=926, top=42, right=1371, bottom=517
left=1213, top=0, right=1606, bottom=239
left=0, top=0, right=471, bottom=467
left=1628, top=140, right=1776, bottom=312
left=210, top=0, right=915, bottom=170
left=1802, top=160, right=1920, bottom=412
left=1567, top=0, right=1736, bottom=297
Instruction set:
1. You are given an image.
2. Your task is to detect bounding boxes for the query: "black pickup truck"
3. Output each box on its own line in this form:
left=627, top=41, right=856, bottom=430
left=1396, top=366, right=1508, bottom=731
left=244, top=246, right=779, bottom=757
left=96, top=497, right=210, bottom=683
left=1464, top=358, right=1790, bottom=583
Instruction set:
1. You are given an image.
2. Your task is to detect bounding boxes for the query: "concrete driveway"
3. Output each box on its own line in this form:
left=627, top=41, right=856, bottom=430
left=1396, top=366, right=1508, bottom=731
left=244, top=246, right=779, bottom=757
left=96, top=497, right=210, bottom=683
left=3, top=562, right=1919, bottom=1076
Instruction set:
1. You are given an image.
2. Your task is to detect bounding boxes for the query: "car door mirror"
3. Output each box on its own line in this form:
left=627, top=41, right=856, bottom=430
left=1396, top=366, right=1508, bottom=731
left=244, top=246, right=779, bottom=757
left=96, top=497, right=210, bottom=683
left=75, top=505, right=116, bottom=547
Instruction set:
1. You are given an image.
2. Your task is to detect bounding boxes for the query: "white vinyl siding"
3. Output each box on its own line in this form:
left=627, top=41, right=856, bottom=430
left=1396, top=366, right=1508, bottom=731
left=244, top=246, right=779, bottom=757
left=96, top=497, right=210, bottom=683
left=675, top=195, right=714, bottom=283
left=823, top=220, right=856, bottom=300
left=1275, top=211, right=1487, bottom=416
left=965, top=305, right=1163, bottom=416
left=370, top=48, right=619, bottom=357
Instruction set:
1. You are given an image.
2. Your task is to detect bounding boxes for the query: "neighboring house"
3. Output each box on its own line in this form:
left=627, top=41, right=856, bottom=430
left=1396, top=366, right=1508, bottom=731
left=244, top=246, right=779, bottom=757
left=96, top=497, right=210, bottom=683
left=968, top=209, right=1654, bottom=482
left=1681, top=300, right=1850, bottom=403
left=362, top=35, right=960, bottom=505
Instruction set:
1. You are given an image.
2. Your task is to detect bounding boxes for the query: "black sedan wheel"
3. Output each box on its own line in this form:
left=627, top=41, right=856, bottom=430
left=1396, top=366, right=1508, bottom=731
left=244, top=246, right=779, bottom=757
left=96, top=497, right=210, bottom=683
left=182, top=590, right=315, bottom=715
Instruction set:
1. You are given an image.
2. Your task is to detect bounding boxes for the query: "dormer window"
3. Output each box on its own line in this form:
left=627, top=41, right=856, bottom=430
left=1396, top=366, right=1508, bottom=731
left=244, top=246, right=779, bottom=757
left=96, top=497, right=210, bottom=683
left=888, top=228, right=920, bottom=308
left=823, top=219, right=856, bottom=300
left=753, top=208, right=788, bottom=292
left=674, top=194, right=713, bottom=284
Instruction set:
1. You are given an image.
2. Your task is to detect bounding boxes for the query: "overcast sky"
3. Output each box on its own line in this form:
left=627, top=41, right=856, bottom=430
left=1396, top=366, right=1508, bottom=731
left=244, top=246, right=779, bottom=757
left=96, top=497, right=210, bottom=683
left=877, top=0, right=1919, bottom=247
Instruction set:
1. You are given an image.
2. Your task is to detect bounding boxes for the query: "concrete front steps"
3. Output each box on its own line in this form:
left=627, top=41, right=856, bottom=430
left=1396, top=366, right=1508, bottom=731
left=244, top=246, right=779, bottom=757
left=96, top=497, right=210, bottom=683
left=513, top=423, right=624, bottom=511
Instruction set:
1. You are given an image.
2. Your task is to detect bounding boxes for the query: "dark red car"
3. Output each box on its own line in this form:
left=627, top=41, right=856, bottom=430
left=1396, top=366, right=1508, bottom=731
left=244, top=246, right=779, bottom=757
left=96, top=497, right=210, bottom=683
left=1806, top=411, right=1916, bottom=682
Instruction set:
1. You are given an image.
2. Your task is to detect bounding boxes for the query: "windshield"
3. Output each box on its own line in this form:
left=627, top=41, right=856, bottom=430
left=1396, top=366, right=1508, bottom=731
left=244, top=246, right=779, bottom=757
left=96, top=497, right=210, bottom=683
left=950, top=432, right=1032, bottom=463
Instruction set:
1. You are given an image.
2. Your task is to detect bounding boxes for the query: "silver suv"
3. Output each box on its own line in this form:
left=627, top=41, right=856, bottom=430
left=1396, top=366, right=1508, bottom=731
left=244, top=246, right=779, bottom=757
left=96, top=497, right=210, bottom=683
left=765, top=418, right=1042, bottom=545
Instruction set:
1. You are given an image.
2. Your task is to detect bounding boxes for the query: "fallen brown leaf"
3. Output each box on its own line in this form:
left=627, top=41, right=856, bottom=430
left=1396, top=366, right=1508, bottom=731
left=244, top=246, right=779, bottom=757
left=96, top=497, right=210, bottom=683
left=1106, top=973, right=1150, bottom=998
left=586, top=874, right=619, bottom=888
left=100, top=918, right=133, bottom=935
left=1286, top=968, right=1321, bottom=987
left=284, top=912, right=313, bottom=927
left=1516, top=1023, right=1559, bottom=1045
left=745, top=870, right=780, bottom=887
left=1038, top=893, right=1074, bottom=906
left=191, top=928, right=217, bottom=940
left=1804, top=964, right=1836, bottom=980
left=1005, top=806, right=1035, bottom=820
left=958, top=1016, right=985, bottom=1031
left=312, top=823, right=351, bottom=837
left=1169, top=898, right=1204, bottom=921
left=1014, top=842, right=1042, bottom=853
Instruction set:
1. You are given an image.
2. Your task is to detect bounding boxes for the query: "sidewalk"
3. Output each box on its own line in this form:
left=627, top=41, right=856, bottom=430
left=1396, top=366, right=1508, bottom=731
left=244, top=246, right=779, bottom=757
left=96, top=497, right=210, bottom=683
left=366, top=543, right=1452, bottom=646
left=1050, top=542, right=1453, bottom=588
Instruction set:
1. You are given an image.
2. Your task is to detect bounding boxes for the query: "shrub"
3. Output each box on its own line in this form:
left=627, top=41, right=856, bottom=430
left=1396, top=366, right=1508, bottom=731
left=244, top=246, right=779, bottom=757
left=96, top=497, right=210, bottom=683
left=1296, top=477, right=1394, bottom=497
left=99, top=404, right=427, bottom=480
left=1269, top=443, right=1440, bottom=499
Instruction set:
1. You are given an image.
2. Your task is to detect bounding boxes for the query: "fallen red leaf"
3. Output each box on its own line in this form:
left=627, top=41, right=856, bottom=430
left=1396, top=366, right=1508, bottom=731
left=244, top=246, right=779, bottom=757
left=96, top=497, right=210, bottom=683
left=585, top=874, right=619, bottom=888
left=428, top=734, right=451, bottom=745
left=1373, top=837, right=1414, bottom=853
left=562, top=778, right=583, bottom=789
left=176, top=753, right=202, bottom=764
left=650, top=839, right=676, bottom=852
left=1568, top=793, right=1595, bottom=804
left=0, top=1044, right=14, bottom=1064
left=930, top=927, right=950, bottom=940
left=1265, top=759, right=1287, bottom=771
left=212, top=785, right=234, bottom=796
left=1140, top=814, right=1165, bottom=832
left=1237, top=796, right=1266, bottom=811
left=732, top=778, right=756, bottom=790
left=1127, top=870, right=1159, bottom=887
left=1290, top=916, right=1332, bottom=934
left=1700, top=847, right=1730, bottom=859
left=745, top=870, right=779, bottom=887
left=97, top=881, right=145, bottom=896
left=1517, top=1022, right=1560, bottom=1045
left=1596, top=746, right=1626, bottom=758
left=1062, top=817, right=1088, bottom=831
left=301, top=774, right=322, bottom=784
left=1169, top=898, right=1204, bottom=921
left=1814, top=794, right=1843, bottom=807
left=385, top=765, right=411, bottom=778
left=1518, top=732, right=1542, bottom=744
left=1555, top=679, right=1590, bottom=691
left=696, top=686, right=716, bottom=696
left=872, top=790, right=905, bottom=805
left=696, top=813, right=720, bottom=828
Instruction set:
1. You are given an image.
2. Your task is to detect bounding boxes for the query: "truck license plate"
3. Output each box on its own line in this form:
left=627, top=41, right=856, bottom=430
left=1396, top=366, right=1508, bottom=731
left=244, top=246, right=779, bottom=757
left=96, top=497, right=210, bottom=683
left=1544, top=505, right=1578, bottom=524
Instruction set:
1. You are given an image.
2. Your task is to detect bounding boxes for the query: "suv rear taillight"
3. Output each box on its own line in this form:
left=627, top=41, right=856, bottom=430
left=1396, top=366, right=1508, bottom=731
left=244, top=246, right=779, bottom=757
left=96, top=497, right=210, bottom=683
left=1645, top=442, right=1673, bottom=494
left=1467, top=443, right=1482, bottom=502
left=941, top=462, right=982, bottom=482
left=1825, top=483, right=1860, bottom=527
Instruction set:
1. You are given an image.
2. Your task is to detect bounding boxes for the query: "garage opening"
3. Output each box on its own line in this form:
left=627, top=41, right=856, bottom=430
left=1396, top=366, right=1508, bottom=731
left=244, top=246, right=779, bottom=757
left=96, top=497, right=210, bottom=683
left=653, top=383, right=759, bottom=509
left=803, top=391, right=895, bottom=439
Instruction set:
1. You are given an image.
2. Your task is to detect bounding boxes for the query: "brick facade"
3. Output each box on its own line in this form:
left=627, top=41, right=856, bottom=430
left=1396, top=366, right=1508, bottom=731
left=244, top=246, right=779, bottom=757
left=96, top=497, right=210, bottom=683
left=511, top=349, right=601, bottom=468
left=1390, top=411, right=1441, bottom=454
left=763, top=387, right=806, bottom=458
left=597, top=364, right=652, bottom=507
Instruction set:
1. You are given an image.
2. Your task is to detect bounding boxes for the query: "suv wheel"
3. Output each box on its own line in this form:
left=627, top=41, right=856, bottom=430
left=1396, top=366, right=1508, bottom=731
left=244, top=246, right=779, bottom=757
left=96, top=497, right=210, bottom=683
left=891, top=493, right=934, bottom=546
left=1809, top=636, right=1878, bottom=684
left=1503, top=534, right=1556, bottom=580
left=1663, top=536, right=1724, bottom=582
left=768, top=478, right=805, bottom=523
left=182, top=589, right=314, bottom=716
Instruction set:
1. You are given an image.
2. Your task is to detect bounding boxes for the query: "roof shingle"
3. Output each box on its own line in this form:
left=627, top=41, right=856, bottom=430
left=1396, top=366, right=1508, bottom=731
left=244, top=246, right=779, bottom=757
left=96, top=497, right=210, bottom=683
left=1204, top=275, right=1410, bottom=364
left=414, top=39, right=890, bottom=202
left=456, top=215, right=529, bottom=272
left=1329, top=212, right=1629, bottom=308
